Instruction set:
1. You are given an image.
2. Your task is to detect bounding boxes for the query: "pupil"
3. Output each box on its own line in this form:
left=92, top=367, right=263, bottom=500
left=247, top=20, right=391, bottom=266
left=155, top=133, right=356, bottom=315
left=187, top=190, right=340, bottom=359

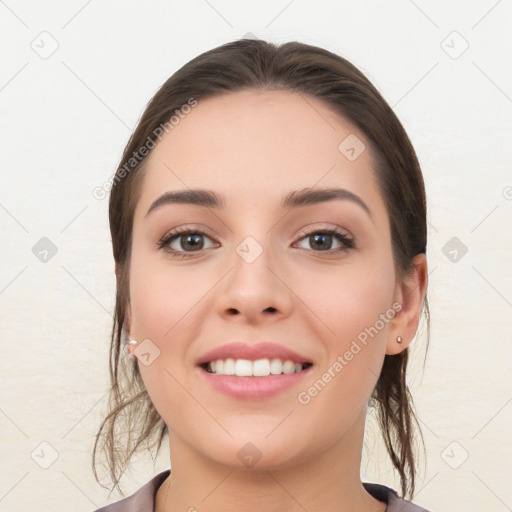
left=182, top=234, right=203, bottom=251
left=311, top=233, right=332, bottom=250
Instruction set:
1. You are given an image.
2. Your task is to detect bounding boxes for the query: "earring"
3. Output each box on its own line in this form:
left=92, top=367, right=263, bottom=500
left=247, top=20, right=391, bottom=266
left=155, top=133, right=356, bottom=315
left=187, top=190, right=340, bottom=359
left=396, top=336, right=403, bottom=344
left=123, top=338, right=138, bottom=360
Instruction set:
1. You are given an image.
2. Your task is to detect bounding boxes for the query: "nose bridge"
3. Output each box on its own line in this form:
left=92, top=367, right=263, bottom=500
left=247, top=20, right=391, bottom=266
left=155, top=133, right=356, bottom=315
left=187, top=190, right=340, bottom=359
left=231, top=230, right=276, bottom=295
left=229, top=211, right=276, bottom=270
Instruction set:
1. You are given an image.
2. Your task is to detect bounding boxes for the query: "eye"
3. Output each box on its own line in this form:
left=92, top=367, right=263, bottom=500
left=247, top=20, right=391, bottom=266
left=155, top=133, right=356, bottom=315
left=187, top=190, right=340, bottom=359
left=294, top=227, right=354, bottom=254
left=157, top=225, right=354, bottom=258
left=158, top=226, right=219, bottom=257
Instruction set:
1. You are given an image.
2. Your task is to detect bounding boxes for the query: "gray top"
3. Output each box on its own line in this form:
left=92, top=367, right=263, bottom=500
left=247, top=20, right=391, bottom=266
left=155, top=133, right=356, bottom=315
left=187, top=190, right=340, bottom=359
left=92, top=469, right=430, bottom=512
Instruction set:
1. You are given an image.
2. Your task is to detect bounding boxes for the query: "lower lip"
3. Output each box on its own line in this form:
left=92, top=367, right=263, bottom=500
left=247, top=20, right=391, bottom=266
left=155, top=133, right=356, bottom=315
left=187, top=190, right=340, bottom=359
left=197, top=366, right=313, bottom=399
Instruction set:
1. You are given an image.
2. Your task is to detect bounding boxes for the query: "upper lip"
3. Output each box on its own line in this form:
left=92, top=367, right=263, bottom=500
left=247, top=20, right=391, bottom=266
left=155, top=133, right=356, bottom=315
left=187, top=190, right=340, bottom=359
left=196, top=342, right=313, bottom=366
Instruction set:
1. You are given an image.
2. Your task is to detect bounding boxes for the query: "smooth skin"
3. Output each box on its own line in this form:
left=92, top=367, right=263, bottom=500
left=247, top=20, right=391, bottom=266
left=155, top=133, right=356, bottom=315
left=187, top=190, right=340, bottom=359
left=125, top=89, right=427, bottom=512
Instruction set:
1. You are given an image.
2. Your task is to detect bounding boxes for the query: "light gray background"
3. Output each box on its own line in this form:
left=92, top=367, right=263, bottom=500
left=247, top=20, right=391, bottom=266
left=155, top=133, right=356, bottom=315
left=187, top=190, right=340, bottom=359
left=1, top=1, right=511, bottom=511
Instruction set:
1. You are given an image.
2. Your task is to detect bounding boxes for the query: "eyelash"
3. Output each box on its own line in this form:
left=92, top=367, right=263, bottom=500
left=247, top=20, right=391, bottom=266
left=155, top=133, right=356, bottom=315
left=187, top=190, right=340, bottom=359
left=157, top=225, right=355, bottom=258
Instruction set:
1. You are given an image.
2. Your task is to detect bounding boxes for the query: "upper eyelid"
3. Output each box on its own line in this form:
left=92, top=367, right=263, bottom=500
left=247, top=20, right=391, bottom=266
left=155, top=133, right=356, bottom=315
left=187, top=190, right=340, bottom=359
left=160, top=223, right=351, bottom=239
left=295, top=223, right=352, bottom=239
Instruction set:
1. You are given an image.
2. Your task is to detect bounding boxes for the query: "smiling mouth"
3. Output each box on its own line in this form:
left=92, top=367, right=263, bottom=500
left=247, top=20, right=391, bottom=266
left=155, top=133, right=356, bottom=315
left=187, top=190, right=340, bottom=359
left=200, top=358, right=313, bottom=377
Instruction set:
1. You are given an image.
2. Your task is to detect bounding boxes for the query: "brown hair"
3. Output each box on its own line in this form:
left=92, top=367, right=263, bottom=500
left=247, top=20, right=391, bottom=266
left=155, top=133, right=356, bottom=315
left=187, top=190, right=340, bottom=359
left=92, top=38, right=428, bottom=499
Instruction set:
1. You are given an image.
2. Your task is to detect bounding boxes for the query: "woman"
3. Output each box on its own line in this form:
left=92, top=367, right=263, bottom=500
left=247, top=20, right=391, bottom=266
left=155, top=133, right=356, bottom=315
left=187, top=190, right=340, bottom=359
left=92, top=38, right=430, bottom=511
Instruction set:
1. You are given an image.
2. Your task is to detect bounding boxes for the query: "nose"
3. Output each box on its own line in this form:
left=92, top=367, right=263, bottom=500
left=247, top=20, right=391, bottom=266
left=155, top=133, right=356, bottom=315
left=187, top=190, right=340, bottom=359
left=214, top=236, right=293, bottom=325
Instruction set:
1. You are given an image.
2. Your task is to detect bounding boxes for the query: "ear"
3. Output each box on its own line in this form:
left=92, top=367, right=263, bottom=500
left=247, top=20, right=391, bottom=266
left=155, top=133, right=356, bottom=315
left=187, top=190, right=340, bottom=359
left=386, top=253, right=428, bottom=355
left=115, top=261, right=134, bottom=351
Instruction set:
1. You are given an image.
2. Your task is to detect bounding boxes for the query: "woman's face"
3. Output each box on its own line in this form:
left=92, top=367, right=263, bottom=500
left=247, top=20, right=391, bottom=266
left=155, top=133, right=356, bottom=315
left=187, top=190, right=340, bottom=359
left=127, top=89, right=406, bottom=470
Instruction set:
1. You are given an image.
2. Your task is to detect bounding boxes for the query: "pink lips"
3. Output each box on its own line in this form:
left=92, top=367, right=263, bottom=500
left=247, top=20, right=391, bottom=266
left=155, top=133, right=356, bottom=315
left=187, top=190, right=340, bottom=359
left=196, top=342, right=314, bottom=399
left=196, top=341, right=312, bottom=366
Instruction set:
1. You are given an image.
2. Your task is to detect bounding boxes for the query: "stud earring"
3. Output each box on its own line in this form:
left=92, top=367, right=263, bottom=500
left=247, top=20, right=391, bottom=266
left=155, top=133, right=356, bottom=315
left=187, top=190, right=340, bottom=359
left=396, top=336, right=403, bottom=344
left=123, top=338, right=138, bottom=360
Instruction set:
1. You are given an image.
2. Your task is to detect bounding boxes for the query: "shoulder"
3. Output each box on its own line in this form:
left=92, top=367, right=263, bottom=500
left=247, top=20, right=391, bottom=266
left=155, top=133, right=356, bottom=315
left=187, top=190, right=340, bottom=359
left=91, top=469, right=170, bottom=512
left=363, top=482, right=431, bottom=512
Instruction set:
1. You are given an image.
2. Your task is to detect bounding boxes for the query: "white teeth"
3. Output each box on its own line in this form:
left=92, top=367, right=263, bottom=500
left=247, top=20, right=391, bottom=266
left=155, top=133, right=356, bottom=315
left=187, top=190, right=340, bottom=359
left=253, top=359, right=271, bottom=377
left=235, top=359, right=252, bottom=376
left=224, top=358, right=235, bottom=375
left=282, top=360, right=296, bottom=375
left=207, top=358, right=307, bottom=377
left=270, top=358, right=283, bottom=375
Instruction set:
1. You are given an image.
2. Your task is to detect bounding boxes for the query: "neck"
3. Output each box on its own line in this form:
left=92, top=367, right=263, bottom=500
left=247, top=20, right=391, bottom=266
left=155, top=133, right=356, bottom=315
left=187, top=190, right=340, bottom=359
left=156, top=411, right=386, bottom=512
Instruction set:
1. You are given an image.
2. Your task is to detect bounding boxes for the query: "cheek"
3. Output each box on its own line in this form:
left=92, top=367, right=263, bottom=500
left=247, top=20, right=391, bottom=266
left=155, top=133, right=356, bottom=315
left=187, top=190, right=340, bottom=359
left=292, top=254, right=395, bottom=409
left=127, top=250, right=210, bottom=427
left=127, top=246, right=220, bottom=405
left=293, top=268, right=394, bottom=444
left=298, top=255, right=396, bottom=346
left=128, top=245, right=210, bottom=342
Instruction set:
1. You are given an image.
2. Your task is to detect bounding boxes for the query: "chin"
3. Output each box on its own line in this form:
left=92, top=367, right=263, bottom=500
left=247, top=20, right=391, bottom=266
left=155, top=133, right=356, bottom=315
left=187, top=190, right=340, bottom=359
left=197, top=430, right=312, bottom=473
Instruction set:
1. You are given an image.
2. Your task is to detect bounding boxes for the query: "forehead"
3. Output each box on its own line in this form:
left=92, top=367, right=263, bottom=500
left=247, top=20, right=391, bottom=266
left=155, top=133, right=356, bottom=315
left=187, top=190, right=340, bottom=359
left=137, top=89, right=383, bottom=214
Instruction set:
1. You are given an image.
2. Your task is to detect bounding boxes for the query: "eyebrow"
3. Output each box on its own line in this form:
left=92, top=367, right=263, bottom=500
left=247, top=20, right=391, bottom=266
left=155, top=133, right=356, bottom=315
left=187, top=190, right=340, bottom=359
left=145, top=187, right=372, bottom=219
